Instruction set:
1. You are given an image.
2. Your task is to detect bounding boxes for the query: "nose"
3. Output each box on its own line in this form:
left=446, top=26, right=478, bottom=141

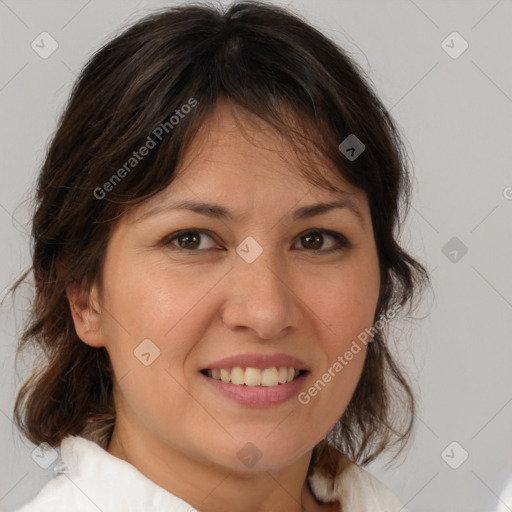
left=220, top=250, right=303, bottom=340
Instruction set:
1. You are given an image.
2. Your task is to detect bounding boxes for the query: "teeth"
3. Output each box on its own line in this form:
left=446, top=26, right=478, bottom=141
left=206, top=366, right=302, bottom=386
left=245, top=367, right=261, bottom=386
left=231, top=366, right=245, bottom=385
left=261, top=367, right=278, bottom=387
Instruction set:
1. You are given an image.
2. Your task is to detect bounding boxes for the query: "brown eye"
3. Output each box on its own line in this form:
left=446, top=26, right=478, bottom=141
left=177, top=232, right=200, bottom=249
left=166, top=230, right=217, bottom=251
left=295, top=229, right=350, bottom=252
left=163, top=228, right=350, bottom=254
left=302, top=232, right=323, bottom=250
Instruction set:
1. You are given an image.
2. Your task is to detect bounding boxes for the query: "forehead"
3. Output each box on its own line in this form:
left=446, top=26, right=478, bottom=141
left=175, top=99, right=356, bottom=192
left=125, top=99, right=366, bottom=224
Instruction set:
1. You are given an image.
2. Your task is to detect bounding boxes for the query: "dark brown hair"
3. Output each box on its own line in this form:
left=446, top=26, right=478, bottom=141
left=9, top=0, right=428, bottom=478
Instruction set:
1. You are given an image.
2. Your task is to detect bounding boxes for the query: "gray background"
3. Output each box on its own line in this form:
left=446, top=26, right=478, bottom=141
left=1, top=1, right=511, bottom=511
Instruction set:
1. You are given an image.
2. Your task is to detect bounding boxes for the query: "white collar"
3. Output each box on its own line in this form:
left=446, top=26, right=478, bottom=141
left=19, top=435, right=405, bottom=511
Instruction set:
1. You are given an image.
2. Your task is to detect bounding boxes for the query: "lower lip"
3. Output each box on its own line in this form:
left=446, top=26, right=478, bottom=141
left=200, top=372, right=308, bottom=407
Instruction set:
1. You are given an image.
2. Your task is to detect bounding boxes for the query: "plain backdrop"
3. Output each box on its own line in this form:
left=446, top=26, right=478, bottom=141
left=1, top=1, right=511, bottom=511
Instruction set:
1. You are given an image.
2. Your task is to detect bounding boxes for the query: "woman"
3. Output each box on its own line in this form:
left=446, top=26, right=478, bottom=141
left=10, top=1, right=428, bottom=511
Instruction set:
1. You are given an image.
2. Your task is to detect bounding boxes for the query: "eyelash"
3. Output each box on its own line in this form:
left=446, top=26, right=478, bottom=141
left=161, top=228, right=351, bottom=254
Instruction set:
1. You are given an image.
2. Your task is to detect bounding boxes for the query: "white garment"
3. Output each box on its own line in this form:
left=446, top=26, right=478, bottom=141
left=15, top=435, right=406, bottom=511
left=496, top=475, right=512, bottom=512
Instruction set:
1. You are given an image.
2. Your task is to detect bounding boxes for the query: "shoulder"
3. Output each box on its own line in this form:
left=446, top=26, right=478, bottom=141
left=12, top=435, right=191, bottom=512
left=13, top=474, right=96, bottom=512
left=13, top=436, right=106, bottom=512
left=308, top=456, right=407, bottom=512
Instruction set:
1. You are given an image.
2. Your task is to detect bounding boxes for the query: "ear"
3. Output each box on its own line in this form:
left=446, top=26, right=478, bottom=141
left=66, top=281, right=104, bottom=348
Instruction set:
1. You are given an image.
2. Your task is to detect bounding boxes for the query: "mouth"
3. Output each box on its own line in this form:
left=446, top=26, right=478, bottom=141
left=200, top=367, right=308, bottom=387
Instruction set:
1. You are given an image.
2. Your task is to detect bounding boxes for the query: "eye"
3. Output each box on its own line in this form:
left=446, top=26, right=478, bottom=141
left=294, top=229, right=350, bottom=253
left=164, top=230, right=218, bottom=251
left=162, top=228, right=351, bottom=254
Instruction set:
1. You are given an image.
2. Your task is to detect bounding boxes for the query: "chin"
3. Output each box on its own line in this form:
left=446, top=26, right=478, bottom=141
left=205, top=436, right=312, bottom=473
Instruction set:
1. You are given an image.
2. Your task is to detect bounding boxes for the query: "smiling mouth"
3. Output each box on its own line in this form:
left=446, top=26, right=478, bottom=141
left=200, top=367, right=308, bottom=387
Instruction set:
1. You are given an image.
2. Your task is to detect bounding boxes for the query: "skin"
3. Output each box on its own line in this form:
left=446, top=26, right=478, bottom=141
left=68, top=99, right=381, bottom=512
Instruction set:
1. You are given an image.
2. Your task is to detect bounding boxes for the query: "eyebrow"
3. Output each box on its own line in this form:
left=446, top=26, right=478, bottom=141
left=133, top=198, right=364, bottom=225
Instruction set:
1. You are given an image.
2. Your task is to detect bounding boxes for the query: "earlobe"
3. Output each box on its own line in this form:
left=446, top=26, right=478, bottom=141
left=66, top=281, right=104, bottom=348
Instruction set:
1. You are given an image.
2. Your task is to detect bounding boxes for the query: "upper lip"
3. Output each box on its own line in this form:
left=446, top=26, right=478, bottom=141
left=202, top=353, right=311, bottom=371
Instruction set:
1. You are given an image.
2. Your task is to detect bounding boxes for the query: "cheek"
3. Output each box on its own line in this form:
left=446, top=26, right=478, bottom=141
left=296, top=274, right=375, bottom=427
left=301, top=259, right=380, bottom=345
left=98, top=259, right=206, bottom=426
left=99, top=256, right=224, bottom=388
left=102, top=256, right=211, bottom=338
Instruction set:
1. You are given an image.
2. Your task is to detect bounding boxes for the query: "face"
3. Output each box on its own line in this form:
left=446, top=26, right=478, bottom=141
left=72, top=100, right=380, bottom=473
